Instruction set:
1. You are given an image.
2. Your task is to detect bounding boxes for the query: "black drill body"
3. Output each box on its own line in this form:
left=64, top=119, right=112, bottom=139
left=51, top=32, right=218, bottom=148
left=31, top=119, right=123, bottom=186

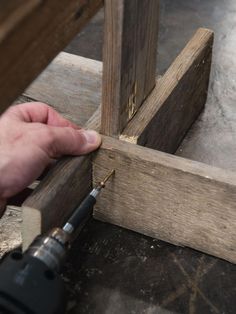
left=0, top=250, right=66, bottom=314
left=0, top=170, right=115, bottom=314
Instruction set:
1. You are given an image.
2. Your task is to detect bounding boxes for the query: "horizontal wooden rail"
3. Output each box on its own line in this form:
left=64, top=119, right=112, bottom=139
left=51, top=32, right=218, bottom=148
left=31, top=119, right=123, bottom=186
left=93, top=136, right=236, bottom=264
left=22, top=30, right=214, bottom=252
left=0, top=0, right=103, bottom=112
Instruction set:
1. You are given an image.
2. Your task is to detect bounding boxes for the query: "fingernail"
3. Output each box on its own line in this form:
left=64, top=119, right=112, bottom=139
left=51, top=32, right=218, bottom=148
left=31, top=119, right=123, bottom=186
left=82, top=129, right=100, bottom=144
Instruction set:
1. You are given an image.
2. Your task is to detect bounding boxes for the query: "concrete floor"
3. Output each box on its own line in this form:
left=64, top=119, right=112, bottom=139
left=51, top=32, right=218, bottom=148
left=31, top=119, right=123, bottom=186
left=63, top=1, right=236, bottom=313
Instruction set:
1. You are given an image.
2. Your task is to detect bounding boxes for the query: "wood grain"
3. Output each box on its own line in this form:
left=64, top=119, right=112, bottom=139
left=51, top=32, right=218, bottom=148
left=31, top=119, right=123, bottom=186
left=121, top=28, right=214, bottom=153
left=0, top=0, right=103, bottom=112
left=24, top=53, right=102, bottom=126
left=0, top=1, right=40, bottom=42
left=101, top=0, right=159, bottom=136
left=22, top=109, right=100, bottom=248
left=93, top=136, right=236, bottom=264
left=23, top=31, right=216, bottom=250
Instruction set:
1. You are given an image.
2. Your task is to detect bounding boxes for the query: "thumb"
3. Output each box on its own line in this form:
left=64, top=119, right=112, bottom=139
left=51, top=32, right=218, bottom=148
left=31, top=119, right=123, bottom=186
left=45, top=127, right=102, bottom=158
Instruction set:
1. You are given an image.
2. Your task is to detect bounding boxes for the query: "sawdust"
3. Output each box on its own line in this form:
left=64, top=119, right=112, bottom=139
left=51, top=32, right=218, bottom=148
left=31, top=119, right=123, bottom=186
left=0, top=206, right=22, bottom=257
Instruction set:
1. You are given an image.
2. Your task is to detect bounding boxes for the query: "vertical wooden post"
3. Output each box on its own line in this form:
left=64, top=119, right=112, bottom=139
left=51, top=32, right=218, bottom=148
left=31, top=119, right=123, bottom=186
left=101, top=0, right=159, bottom=136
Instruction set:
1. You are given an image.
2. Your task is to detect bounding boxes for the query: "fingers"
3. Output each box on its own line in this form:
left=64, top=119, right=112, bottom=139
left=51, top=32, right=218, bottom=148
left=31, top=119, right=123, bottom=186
left=4, top=102, right=79, bottom=129
left=44, top=127, right=102, bottom=157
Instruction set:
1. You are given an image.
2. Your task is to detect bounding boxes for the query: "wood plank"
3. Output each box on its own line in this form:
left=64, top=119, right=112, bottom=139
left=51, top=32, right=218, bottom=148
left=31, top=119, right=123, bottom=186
left=22, top=109, right=100, bottom=248
left=0, top=1, right=40, bottom=42
left=121, top=28, right=214, bottom=153
left=21, top=29, right=213, bottom=248
left=0, top=0, right=103, bottom=112
left=93, top=136, right=236, bottom=264
left=22, top=156, right=91, bottom=248
left=101, top=0, right=159, bottom=136
left=24, top=53, right=102, bottom=126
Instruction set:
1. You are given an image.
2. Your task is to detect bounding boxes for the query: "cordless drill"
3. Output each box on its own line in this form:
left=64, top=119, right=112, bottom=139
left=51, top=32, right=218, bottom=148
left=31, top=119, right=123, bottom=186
left=0, top=170, right=114, bottom=314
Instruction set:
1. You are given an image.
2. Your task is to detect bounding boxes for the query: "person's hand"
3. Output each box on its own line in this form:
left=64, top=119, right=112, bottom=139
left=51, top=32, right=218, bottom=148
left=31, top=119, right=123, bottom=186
left=0, top=102, right=101, bottom=216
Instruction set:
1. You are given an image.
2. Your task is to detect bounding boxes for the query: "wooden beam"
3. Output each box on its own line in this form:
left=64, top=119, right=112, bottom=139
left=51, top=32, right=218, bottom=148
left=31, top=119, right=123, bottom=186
left=21, top=30, right=214, bottom=248
left=0, top=1, right=40, bottom=41
left=23, top=28, right=212, bottom=139
left=121, top=28, right=214, bottom=153
left=93, top=136, right=236, bottom=264
left=24, top=53, right=102, bottom=126
left=22, top=109, right=100, bottom=248
left=101, top=0, right=159, bottom=136
left=22, top=155, right=92, bottom=248
left=0, top=0, right=103, bottom=112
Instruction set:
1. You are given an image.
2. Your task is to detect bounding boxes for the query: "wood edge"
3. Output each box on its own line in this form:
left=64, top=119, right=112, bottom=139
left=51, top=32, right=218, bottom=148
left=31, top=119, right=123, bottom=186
left=6, top=205, right=21, bottom=212
left=100, top=136, right=236, bottom=187
left=23, top=53, right=103, bottom=126
left=121, top=27, right=214, bottom=140
left=28, top=180, right=40, bottom=190
left=100, top=0, right=124, bottom=137
left=94, top=210, right=236, bottom=264
left=119, top=134, right=138, bottom=144
left=21, top=155, right=92, bottom=246
left=0, top=0, right=103, bottom=111
left=101, top=0, right=159, bottom=137
left=93, top=136, right=236, bottom=263
left=85, top=105, right=101, bottom=131
left=54, top=52, right=103, bottom=74
left=22, top=206, right=41, bottom=250
left=25, top=52, right=103, bottom=96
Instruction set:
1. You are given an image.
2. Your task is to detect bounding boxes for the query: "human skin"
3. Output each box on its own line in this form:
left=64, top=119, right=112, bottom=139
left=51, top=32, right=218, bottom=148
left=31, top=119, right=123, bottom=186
left=0, top=102, right=101, bottom=217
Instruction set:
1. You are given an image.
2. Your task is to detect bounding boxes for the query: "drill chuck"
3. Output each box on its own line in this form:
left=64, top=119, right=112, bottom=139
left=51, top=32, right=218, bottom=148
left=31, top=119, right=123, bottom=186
left=26, top=228, right=69, bottom=273
left=0, top=169, right=115, bottom=313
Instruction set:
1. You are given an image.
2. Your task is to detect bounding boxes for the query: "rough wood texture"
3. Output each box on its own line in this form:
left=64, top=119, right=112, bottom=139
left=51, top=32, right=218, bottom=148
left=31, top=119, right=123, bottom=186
left=0, top=0, right=103, bottom=112
left=93, top=136, right=236, bottom=264
left=21, top=53, right=102, bottom=247
left=21, top=31, right=214, bottom=248
left=22, top=157, right=91, bottom=248
left=121, top=28, right=214, bottom=153
left=22, top=109, right=100, bottom=248
left=101, top=0, right=159, bottom=136
left=24, top=53, right=102, bottom=126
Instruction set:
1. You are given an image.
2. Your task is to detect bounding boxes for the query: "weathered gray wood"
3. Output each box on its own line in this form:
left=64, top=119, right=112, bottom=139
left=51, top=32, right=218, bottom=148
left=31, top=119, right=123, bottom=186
left=101, top=0, right=159, bottom=136
left=24, top=53, right=102, bottom=126
left=121, top=28, right=214, bottom=153
left=21, top=31, right=215, bottom=251
left=93, top=136, right=236, bottom=264
left=0, top=0, right=103, bottom=112
left=22, top=156, right=92, bottom=248
left=22, top=108, right=100, bottom=248
left=21, top=53, right=103, bottom=247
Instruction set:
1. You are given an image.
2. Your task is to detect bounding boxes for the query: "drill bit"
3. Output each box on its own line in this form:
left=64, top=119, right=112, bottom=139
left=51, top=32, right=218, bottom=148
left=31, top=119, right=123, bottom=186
left=63, top=169, right=115, bottom=235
